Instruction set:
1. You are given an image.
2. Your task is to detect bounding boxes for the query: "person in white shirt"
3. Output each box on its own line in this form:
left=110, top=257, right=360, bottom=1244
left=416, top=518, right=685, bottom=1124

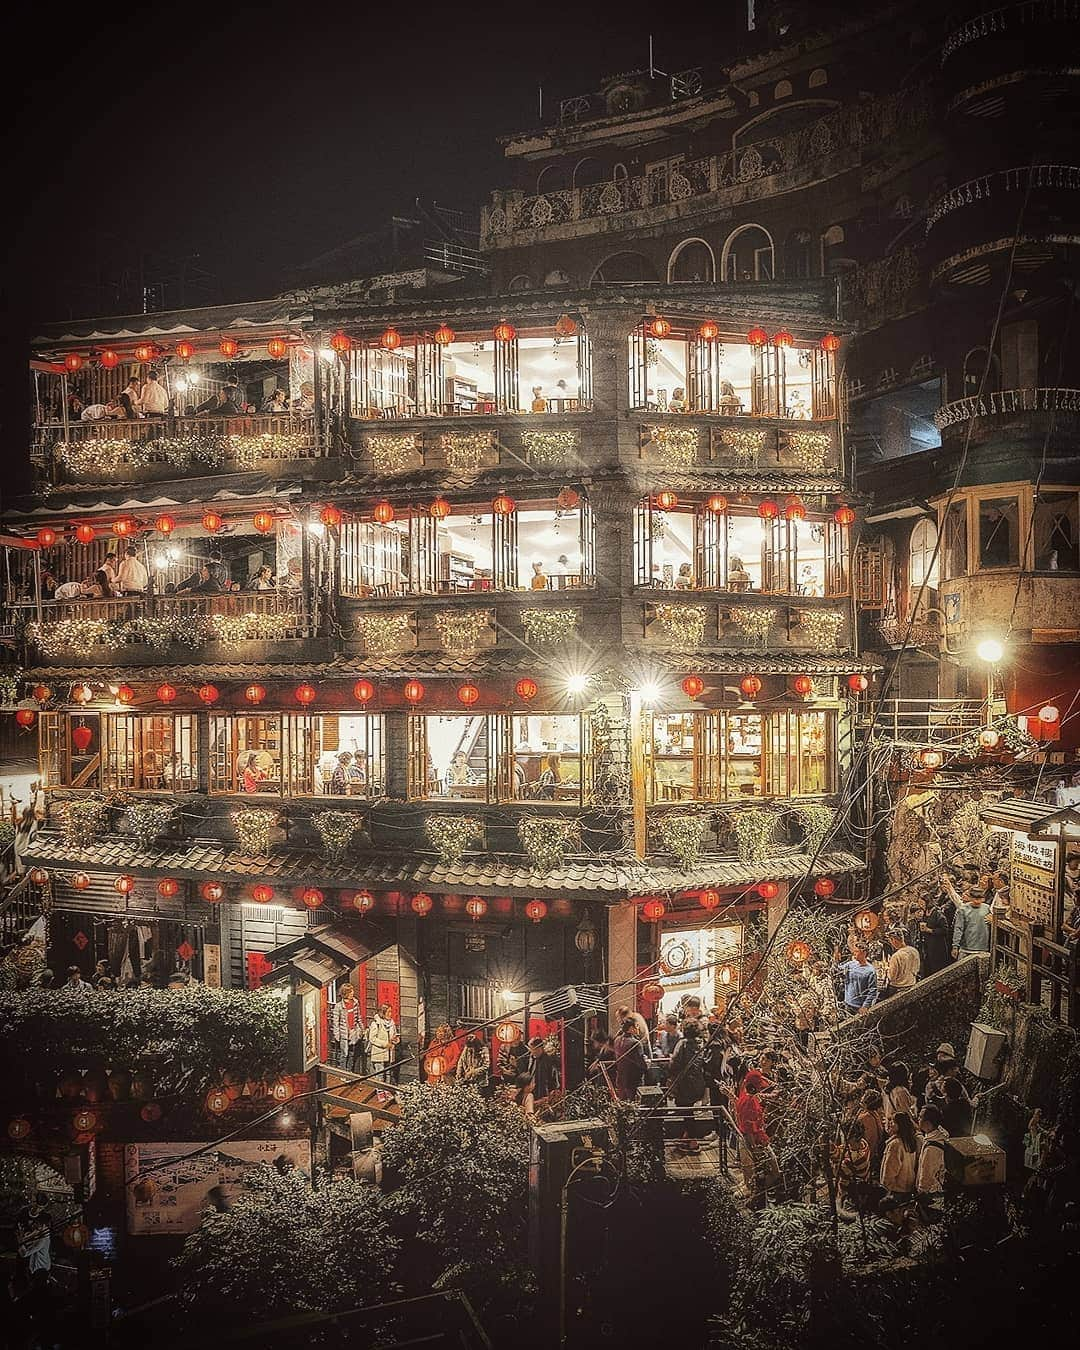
left=139, top=371, right=170, bottom=416
left=916, top=1103, right=949, bottom=1219
left=80, top=403, right=109, bottom=421
left=367, top=1004, right=399, bottom=1083
left=883, top=927, right=921, bottom=995
left=115, top=544, right=149, bottom=595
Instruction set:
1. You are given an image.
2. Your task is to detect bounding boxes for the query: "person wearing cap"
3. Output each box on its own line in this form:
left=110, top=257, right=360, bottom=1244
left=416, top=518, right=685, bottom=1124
left=832, top=942, right=878, bottom=1016
left=925, top=1044, right=974, bottom=1112
left=882, top=927, right=921, bottom=996
left=521, top=1036, right=560, bottom=1115
left=952, top=888, right=992, bottom=959
left=735, top=1068, right=780, bottom=1206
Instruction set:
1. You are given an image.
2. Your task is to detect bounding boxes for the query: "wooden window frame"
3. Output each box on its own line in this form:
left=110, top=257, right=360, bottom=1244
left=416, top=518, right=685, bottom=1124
left=209, top=713, right=284, bottom=796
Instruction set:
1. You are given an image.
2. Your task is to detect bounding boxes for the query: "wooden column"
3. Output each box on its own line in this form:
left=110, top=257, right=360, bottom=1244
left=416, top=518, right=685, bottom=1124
left=606, top=902, right=638, bottom=1030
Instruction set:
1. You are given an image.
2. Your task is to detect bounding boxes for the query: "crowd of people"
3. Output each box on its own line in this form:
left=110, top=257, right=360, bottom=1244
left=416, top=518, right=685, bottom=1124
left=54, top=372, right=307, bottom=423
left=37, top=548, right=305, bottom=606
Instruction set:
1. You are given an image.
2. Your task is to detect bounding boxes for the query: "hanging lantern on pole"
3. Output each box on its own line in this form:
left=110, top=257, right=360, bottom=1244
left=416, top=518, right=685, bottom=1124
left=174, top=341, right=195, bottom=361
left=457, top=683, right=480, bottom=707
left=648, top=316, right=671, bottom=339
left=352, top=890, right=376, bottom=915
left=380, top=327, right=402, bottom=351
left=253, top=511, right=275, bottom=535
left=353, top=679, right=375, bottom=704
left=525, top=899, right=548, bottom=923
left=699, top=889, right=721, bottom=911
left=329, top=332, right=352, bottom=354
left=267, top=337, right=288, bottom=360
left=156, top=878, right=179, bottom=898
left=244, top=684, right=266, bottom=705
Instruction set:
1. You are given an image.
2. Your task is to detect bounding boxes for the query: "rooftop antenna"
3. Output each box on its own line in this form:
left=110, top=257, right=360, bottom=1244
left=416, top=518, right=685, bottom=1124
left=538, top=84, right=543, bottom=124
left=649, top=35, right=668, bottom=80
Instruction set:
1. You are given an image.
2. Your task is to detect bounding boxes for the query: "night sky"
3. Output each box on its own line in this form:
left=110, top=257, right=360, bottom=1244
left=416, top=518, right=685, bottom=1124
left=12, top=1, right=743, bottom=324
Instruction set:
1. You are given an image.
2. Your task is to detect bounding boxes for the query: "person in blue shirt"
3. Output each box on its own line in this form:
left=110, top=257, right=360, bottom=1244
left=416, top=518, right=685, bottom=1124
left=832, top=943, right=878, bottom=1016
left=952, top=890, right=992, bottom=957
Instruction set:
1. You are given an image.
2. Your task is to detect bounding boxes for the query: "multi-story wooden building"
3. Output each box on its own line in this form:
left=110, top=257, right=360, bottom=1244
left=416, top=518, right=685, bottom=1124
left=2, top=275, right=871, bottom=1078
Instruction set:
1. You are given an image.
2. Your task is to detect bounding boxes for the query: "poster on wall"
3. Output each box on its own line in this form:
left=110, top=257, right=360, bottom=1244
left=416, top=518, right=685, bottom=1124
left=288, top=987, right=321, bottom=1072
left=124, top=1139, right=311, bottom=1235
left=1010, top=834, right=1057, bottom=928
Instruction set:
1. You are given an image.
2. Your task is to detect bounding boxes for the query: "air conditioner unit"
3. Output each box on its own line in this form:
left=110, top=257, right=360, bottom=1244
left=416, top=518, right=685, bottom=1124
left=964, top=1022, right=1007, bottom=1080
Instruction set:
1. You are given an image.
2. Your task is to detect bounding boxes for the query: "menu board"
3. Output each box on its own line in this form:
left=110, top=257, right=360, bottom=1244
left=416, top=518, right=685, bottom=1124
left=125, top=1138, right=311, bottom=1235
left=1010, top=834, right=1057, bottom=928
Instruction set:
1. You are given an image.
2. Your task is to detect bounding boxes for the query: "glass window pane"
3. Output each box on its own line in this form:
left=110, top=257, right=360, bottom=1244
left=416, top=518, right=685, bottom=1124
left=942, top=501, right=968, bottom=580
left=650, top=509, right=695, bottom=589
left=726, top=515, right=762, bottom=591
left=517, top=509, right=583, bottom=590
left=649, top=712, right=702, bottom=803
left=210, top=716, right=281, bottom=794
left=724, top=713, right=763, bottom=797
left=796, top=712, right=831, bottom=795
left=793, top=519, right=826, bottom=596
left=312, top=715, right=384, bottom=796
left=1033, top=491, right=1079, bottom=571
left=978, top=497, right=1019, bottom=569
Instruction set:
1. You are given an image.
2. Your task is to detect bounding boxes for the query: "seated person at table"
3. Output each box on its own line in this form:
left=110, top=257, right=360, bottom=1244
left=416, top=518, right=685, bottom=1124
left=669, top=387, right=687, bottom=413
left=238, top=751, right=268, bottom=793
left=261, top=388, right=288, bottom=414
left=246, top=565, right=276, bottom=591
left=553, top=378, right=572, bottom=405
left=674, top=562, right=696, bottom=590
left=719, top=379, right=741, bottom=413
left=533, top=755, right=562, bottom=800
left=786, top=389, right=809, bottom=419
left=277, top=558, right=303, bottom=590
left=176, top=563, right=223, bottom=595
left=330, top=751, right=358, bottom=795
left=798, top=563, right=821, bottom=597
left=447, top=751, right=476, bottom=789
left=530, top=561, right=548, bottom=590
left=727, top=556, right=752, bottom=591
left=530, top=385, right=547, bottom=412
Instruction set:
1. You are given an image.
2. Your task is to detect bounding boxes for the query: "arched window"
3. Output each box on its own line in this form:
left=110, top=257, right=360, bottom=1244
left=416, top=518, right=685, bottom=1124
left=507, top=274, right=533, bottom=293
left=784, top=230, right=813, bottom=280
left=774, top=80, right=793, bottom=99
left=721, top=225, right=775, bottom=281
left=571, top=157, right=604, bottom=189
left=667, top=238, right=717, bottom=283
left=820, top=224, right=848, bottom=275
left=963, top=348, right=1001, bottom=396
left=590, top=252, right=658, bottom=284
left=612, top=162, right=628, bottom=183
left=908, top=517, right=939, bottom=615
left=808, top=68, right=828, bottom=88
left=535, top=164, right=570, bottom=196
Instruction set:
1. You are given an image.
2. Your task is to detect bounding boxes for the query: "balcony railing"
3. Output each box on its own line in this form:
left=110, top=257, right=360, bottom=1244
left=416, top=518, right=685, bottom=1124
left=857, top=697, right=986, bottom=744
left=934, top=386, right=1080, bottom=429
left=484, top=89, right=930, bottom=245
left=639, top=418, right=839, bottom=473
left=348, top=411, right=594, bottom=475
left=640, top=600, right=851, bottom=652
left=35, top=413, right=321, bottom=482
left=942, top=0, right=1080, bottom=65
left=15, top=591, right=308, bottom=658
left=926, top=164, right=1080, bottom=234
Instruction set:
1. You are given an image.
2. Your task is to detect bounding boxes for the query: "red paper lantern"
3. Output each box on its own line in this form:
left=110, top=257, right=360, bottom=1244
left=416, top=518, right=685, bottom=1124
left=71, top=723, right=93, bottom=753
left=492, top=493, right=516, bottom=516
left=821, top=333, right=841, bottom=353
left=813, top=877, right=836, bottom=898
left=493, top=321, right=516, bottom=343
left=29, top=868, right=49, bottom=886
left=380, top=327, right=402, bottom=350
left=747, top=327, right=769, bottom=347
left=784, top=496, right=806, bottom=522
left=757, top=881, right=779, bottom=900
left=218, top=337, right=239, bottom=358
left=495, top=1020, right=520, bottom=1044
left=457, top=682, right=480, bottom=707
left=75, top=523, right=96, bottom=544
left=556, top=486, right=580, bottom=511
left=35, top=527, right=57, bottom=548
left=698, top=320, right=721, bottom=342
left=793, top=675, right=814, bottom=696
left=740, top=675, right=762, bottom=699
left=353, top=890, right=376, bottom=914
left=201, top=881, right=224, bottom=903
left=140, top=1103, right=163, bottom=1122
left=63, top=1221, right=90, bottom=1250
left=411, top=892, right=433, bottom=916
left=641, top=897, right=667, bottom=922
left=787, top=939, right=812, bottom=964
left=834, top=504, right=856, bottom=527
left=64, top=353, right=84, bottom=372
left=99, top=349, right=120, bottom=370
left=656, top=490, right=678, bottom=511
left=33, top=685, right=51, bottom=703
left=854, top=909, right=878, bottom=934
left=205, top=1088, right=230, bottom=1113
left=244, top=684, right=266, bottom=705
left=133, top=343, right=157, bottom=364
left=72, top=872, right=91, bottom=890
left=648, top=316, right=672, bottom=339
left=433, top=323, right=455, bottom=346
left=515, top=677, right=538, bottom=702
left=252, top=884, right=274, bottom=904
left=372, top=500, right=395, bottom=524
left=201, top=511, right=223, bottom=534
left=253, top=511, right=275, bottom=534
left=154, top=514, right=176, bottom=535
left=429, top=497, right=451, bottom=520
left=772, top=329, right=793, bottom=348
left=403, top=680, right=424, bottom=704
left=353, top=679, right=375, bottom=704
left=197, top=684, right=219, bottom=705
left=555, top=314, right=578, bottom=338
left=8, top=1116, right=32, bottom=1140
left=699, top=888, right=721, bottom=911
left=174, top=340, right=195, bottom=361
left=267, top=337, right=288, bottom=360
left=295, top=683, right=317, bottom=706
left=465, top=896, right=488, bottom=921
left=642, top=981, right=665, bottom=1002
left=329, top=331, right=352, bottom=353
left=758, top=499, right=779, bottom=520
left=847, top=674, right=868, bottom=694
left=112, top=516, right=135, bottom=537
left=71, top=683, right=93, bottom=704
left=682, top=675, right=705, bottom=699
left=114, top=875, right=135, bottom=895
left=319, top=504, right=343, bottom=527
left=919, top=749, right=943, bottom=770
left=157, top=878, right=179, bottom=898
left=270, top=1078, right=294, bottom=1103
left=525, top=899, right=548, bottom=923
left=706, top=494, right=729, bottom=514
left=14, top=709, right=35, bottom=728
left=156, top=683, right=177, bottom=703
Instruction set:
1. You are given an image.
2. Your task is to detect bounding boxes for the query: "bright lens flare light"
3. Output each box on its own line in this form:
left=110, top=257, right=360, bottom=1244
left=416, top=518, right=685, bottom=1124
left=566, top=674, right=589, bottom=696
left=500, top=988, right=517, bottom=1003
left=640, top=682, right=661, bottom=704
left=976, top=637, right=1005, bottom=663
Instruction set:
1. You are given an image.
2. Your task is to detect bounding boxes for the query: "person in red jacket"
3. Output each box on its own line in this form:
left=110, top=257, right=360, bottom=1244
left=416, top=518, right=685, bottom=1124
left=735, top=1068, right=781, bottom=1207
